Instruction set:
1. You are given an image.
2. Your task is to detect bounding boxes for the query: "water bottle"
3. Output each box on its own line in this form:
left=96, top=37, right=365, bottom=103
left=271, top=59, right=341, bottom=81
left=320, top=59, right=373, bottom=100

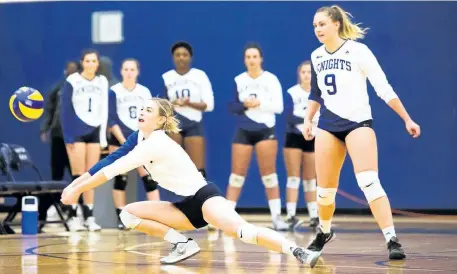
left=22, top=196, right=38, bottom=235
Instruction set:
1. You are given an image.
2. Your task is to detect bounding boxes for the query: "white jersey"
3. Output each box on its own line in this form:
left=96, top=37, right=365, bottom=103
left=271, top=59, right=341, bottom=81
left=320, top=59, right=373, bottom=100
left=162, top=68, right=214, bottom=122
left=310, top=40, right=398, bottom=131
left=111, top=83, right=152, bottom=131
left=234, top=71, right=283, bottom=128
left=100, top=130, right=207, bottom=196
left=287, top=84, right=319, bottom=133
left=64, top=72, right=109, bottom=146
left=67, top=73, right=109, bottom=127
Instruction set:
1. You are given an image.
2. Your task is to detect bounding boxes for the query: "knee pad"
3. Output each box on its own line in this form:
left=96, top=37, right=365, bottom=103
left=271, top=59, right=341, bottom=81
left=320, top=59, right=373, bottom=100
left=229, top=174, right=245, bottom=188
left=317, top=187, right=337, bottom=206
left=113, top=175, right=128, bottom=191
left=356, top=171, right=386, bottom=203
left=142, top=175, right=158, bottom=192
left=262, top=173, right=279, bottom=188
left=286, top=177, right=300, bottom=189
left=237, top=223, right=259, bottom=244
left=303, top=179, right=317, bottom=192
left=119, top=207, right=142, bottom=229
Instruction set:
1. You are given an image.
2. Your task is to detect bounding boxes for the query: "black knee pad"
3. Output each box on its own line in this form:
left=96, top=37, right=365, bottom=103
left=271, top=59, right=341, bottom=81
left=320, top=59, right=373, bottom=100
left=142, top=175, right=158, bottom=192
left=113, top=175, right=128, bottom=191
left=198, top=168, right=207, bottom=179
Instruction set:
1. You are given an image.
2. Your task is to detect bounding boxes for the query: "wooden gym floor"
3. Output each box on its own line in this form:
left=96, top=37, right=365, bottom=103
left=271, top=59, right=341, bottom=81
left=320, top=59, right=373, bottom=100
left=1, top=214, right=457, bottom=274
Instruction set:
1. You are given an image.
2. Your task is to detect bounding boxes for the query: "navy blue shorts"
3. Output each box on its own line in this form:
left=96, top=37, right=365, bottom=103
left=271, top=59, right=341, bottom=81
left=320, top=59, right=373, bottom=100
left=179, top=122, right=204, bottom=138
left=73, top=127, right=100, bottom=144
left=327, top=120, right=373, bottom=143
left=285, top=133, right=315, bottom=152
left=173, top=183, right=223, bottom=229
left=233, top=127, right=276, bottom=146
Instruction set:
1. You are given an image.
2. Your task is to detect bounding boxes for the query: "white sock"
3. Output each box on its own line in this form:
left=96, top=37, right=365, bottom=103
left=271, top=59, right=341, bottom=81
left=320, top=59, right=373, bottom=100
left=227, top=200, right=237, bottom=209
left=320, top=219, right=332, bottom=234
left=85, top=204, right=94, bottom=210
left=286, top=202, right=296, bottom=218
left=71, top=204, right=78, bottom=210
left=164, top=228, right=188, bottom=244
left=268, top=199, right=281, bottom=219
left=281, top=240, right=297, bottom=256
left=382, top=226, right=396, bottom=242
left=307, top=201, right=318, bottom=219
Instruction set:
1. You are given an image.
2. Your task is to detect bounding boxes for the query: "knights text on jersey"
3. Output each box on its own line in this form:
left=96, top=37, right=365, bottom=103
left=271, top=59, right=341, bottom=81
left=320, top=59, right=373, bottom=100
left=229, top=71, right=284, bottom=130
left=60, top=73, right=109, bottom=145
left=108, top=83, right=152, bottom=135
left=89, top=130, right=207, bottom=197
left=309, top=40, right=398, bottom=132
left=162, top=68, right=214, bottom=124
left=286, top=84, right=319, bottom=135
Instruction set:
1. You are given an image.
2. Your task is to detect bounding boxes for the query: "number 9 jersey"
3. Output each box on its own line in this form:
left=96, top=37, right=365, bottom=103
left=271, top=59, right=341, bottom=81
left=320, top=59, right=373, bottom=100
left=60, top=72, right=109, bottom=147
left=309, top=40, right=398, bottom=132
left=108, top=83, right=152, bottom=136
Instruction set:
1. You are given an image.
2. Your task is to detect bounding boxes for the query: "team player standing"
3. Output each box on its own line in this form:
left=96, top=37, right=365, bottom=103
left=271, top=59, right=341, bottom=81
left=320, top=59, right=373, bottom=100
left=302, top=5, right=420, bottom=263
left=60, top=50, right=107, bottom=232
left=161, top=42, right=214, bottom=178
left=226, top=43, right=288, bottom=231
left=284, top=61, right=320, bottom=231
left=108, top=59, right=160, bottom=230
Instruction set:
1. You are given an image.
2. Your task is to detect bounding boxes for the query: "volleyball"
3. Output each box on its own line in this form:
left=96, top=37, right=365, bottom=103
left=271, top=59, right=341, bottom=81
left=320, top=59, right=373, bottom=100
left=9, top=87, right=44, bottom=122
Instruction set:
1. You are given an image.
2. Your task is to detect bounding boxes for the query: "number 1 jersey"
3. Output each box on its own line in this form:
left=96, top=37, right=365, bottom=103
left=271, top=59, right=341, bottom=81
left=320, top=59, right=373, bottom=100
left=309, top=40, right=398, bottom=132
left=60, top=72, right=109, bottom=145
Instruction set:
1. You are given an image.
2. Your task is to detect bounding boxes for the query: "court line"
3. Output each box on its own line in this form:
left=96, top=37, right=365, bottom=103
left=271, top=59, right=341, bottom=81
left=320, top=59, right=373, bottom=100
left=124, top=242, right=455, bottom=272
left=20, top=241, right=457, bottom=272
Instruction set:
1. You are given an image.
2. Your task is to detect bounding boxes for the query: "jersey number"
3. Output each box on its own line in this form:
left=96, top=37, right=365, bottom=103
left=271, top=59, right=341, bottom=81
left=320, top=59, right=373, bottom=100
left=88, top=98, right=92, bottom=112
left=129, top=106, right=137, bottom=119
left=175, top=89, right=190, bottom=98
left=325, top=74, right=337, bottom=95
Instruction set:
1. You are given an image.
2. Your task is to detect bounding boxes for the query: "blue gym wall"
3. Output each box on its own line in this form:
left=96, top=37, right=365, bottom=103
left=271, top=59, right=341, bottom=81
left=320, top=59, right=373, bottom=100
left=0, top=2, right=456, bottom=210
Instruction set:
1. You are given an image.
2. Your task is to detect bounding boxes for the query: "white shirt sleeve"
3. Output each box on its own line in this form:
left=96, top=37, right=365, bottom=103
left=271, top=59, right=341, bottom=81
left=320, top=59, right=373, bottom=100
left=101, top=136, right=161, bottom=180
left=200, top=72, right=215, bottom=112
left=359, top=44, right=398, bottom=103
left=99, top=77, right=109, bottom=148
left=258, top=76, right=284, bottom=114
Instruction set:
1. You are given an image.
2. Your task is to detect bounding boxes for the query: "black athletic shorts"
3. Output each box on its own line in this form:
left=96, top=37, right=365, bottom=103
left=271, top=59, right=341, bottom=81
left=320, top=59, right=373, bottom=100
left=179, top=122, right=204, bottom=138
left=108, top=133, right=122, bottom=147
left=328, top=120, right=373, bottom=142
left=73, top=127, right=100, bottom=143
left=173, top=183, right=223, bottom=229
left=284, top=133, right=315, bottom=152
left=233, top=127, right=276, bottom=146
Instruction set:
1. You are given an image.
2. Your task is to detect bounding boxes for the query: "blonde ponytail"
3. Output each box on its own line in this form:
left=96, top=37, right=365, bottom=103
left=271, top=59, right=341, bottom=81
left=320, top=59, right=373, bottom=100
left=150, top=97, right=181, bottom=134
left=317, top=5, right=368, bottom=40
left=163, top=115, right=180, bottom=134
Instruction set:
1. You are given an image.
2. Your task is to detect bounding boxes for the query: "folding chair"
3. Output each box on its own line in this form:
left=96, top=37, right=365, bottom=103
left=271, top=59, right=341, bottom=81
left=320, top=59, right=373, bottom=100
left=0, top=143, right=69, bottom=234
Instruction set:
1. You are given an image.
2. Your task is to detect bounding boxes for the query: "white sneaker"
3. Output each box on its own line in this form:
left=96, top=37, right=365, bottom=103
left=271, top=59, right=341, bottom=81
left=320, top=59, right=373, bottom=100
left=85, top=217, right=102, bottom=232
left=292, top=247, right=321, bottom=268
left=273, top=216, right=289, bottom=231
left=67, top=217, right=87, bottom=232
left=46, top=205, right=59, bottom=222
left=160, top=239, right=201, bottom=264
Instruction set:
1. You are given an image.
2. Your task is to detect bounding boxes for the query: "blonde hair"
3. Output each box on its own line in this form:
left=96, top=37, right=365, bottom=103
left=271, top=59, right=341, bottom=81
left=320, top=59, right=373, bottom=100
left=317, top=5, right=368, bottom=40
left=151, top=98, right=181, bottom=134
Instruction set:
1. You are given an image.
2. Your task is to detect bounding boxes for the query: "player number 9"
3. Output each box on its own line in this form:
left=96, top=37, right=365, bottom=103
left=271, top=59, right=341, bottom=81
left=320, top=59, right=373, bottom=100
left=325, top=74, right=337, bottom=95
